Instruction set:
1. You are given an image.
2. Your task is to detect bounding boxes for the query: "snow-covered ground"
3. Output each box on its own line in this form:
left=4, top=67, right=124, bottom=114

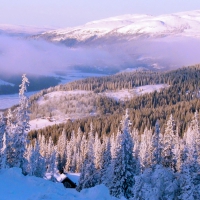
left=104, top=84, right=168, bottom=101
left=30, top=90, right=96, bottom=130
left=29, top=118, right=62, bottom=130
left=0, top=167, right=118, bottom=200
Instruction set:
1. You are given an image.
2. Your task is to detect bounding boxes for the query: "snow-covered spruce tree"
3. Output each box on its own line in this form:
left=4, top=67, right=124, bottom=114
left=56, top=129, right=67, bottom=171
left=94, top=133, right=103, bottom=170
left=109, top=109, right=136, bottom=199
left=178, top=164, right=195, bottom=200
left=130, top=128, right=141, bottom=175
left=76, top=157, right=87, bottom=192
left=65, top=135, right=73, bottom=172
left=79, top=134, right=88, bottom=170
left=0, top=133, right=7, bottom=169
left=38, top=134, right=46, bottom=157
left=0, top=113, right=6, bottom=149
left=14, top=74, right=30, bottom=169
left=100, top=137, right=112, bottom=186
left=174, top=131, right=182, bottom=172
left=110, top=133, right=116, bottom=159
left=190, top=111, right=200, bottom=165
left=5, top=109, right=16, bottom=167
left=48, top=149, right=57, bottom=181
left=181, top=112, right=200, bottom=199
left=76, top=124, right=98, bottom=191
left=139, top=128, right=153, bottom=171
left=162, top=114, right=176, bottom=171
left=24, top=140, right=46, bottom=177
left=24, top=144, right=34, bottom=175
left=151, top=120, right=162, bottom=167
left=0, top=114, right=7, bottom=169
left=33, top=140, right=46, bottom=178
left=132, top=165, right=178, bottom=200
left=46, top=136, right=57, bottom=179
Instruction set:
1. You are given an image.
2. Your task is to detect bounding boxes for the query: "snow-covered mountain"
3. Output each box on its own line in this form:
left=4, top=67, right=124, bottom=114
left=33, top=10, right=200, bottom=45
left=0, top=24, right=53, bottom=36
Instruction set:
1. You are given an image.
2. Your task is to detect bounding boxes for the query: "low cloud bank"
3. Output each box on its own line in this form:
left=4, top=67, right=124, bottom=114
left=0, top=35, right=200, bottom=76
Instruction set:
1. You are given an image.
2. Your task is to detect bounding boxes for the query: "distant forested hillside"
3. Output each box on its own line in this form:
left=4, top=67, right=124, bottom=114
left=29, top=64, right=200, bottom=142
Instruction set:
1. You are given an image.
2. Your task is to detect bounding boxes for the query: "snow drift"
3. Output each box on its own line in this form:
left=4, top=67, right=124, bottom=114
left=0, top=167, right=118, bottom=200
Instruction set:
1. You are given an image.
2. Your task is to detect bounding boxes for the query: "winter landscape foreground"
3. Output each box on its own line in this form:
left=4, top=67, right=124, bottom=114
left=1, top=71, right=200, bottom=200
left=0, top=168, right=119, bottom=200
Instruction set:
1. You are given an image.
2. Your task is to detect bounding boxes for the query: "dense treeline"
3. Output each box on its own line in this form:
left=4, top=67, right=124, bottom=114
left=29, top=65, right=200, bottom=141
left=30, top=64, right=200, bottom=101
left=29, top=98, right=200, bottom=143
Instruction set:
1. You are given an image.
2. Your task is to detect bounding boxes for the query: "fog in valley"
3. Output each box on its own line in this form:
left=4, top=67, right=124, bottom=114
left=1, top=34, right=200, bottom=77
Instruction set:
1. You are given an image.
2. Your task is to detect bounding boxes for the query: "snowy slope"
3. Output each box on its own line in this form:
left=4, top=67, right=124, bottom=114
left=0, top=168, right=118, bottom=200
left=104, top=84, right=168, bottom=101
left=34, top=10, right=200, bottom=44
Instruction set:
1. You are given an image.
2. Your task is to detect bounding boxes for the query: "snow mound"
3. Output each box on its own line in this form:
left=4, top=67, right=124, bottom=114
left=0, top=167, right=118, bottom=200
left=80, top=184, right=118, bottom=200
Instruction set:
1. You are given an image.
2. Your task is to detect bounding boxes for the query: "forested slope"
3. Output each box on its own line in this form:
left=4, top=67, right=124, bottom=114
left=29, top=64, right=200, bottom=142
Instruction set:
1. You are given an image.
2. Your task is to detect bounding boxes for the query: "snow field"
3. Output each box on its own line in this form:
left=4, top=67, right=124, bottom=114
left=104, top=84, right=168, bottom=101
left=0, top=168, right=118, bottom=200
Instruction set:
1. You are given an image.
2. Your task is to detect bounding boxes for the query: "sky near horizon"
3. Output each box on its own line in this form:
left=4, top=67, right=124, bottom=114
left=0, top=0, right=200, bottom=28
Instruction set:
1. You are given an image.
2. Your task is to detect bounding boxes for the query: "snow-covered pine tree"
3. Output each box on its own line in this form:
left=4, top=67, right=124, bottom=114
left=0, top=113, right=6, bottom=149
left=109, top=109, right=136, bottom=199
left=46, top=136, right=56, bottom=174
left=0, top=132, right=7, bottom=169
left=139, top=128, right=153, bottom=171
left=76, top=124, right=98, bottom=191
left=101, top=137, right=112, bottom=186
left=133, top=164, right=178, bottom=200
left=162, top=114, right=176, bottom=171
left=0, top=112, right=6, bottom=169
left=178, top=164, right=195, bottom=200
left=5, top=109, right=16, bottom=167
left=48, top=149, right=57, bottom=181
left=174, top=132, right=182, bottom=172
left=65, top=133, right=73, bottom=172
left=190, top=111, right=200, bottom=165
left=152, top=120, right=162, bottom=167
left=14, top=74, right=30, bottom=168
left=56, top=129, right=67, bottom=171
left=79, top=134, right=88, bottom=170
left=32, top=139, right=46, bottom=177
left=76, top=157, right=87, bottom=192
left=38, top=134, right=48, bottom=158
left=23, top=143, right=34, bottom=175
left=94, top=133, right=103, bottom=170
left=110, top=133, right=116, bottom=159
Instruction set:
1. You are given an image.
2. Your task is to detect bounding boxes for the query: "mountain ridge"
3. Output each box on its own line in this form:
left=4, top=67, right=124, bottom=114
left=32, top=10, right=200, bottom=46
